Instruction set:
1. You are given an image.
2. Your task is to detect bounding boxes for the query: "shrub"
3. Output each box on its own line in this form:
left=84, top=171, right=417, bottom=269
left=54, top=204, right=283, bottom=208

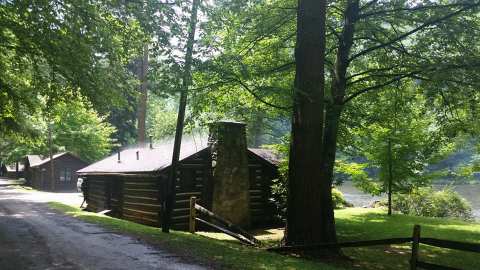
left=332, top=188, right=352, bottom=209
left=392, top=187, right=473, bottom=221
left=271, top=176, right=351, bottom=221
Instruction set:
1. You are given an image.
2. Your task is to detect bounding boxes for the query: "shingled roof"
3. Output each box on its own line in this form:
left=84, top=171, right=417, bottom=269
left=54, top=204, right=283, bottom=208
left=248, top=148, right=281, bottom=166
left=78, top=139, right=279, bottom=175
left=26, top=155, right=43, bottom=167
left=78, top=139, right=209, bottom=175
left=26, top=152, right=85, bottom=168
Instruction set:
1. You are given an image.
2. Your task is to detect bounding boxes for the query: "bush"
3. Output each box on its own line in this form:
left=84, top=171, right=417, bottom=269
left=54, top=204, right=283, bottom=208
left=392, top=187, right=473, bottom=221
left=271, top=176, right=351, bottom=221
left=332, top=188, right=353, bottom=209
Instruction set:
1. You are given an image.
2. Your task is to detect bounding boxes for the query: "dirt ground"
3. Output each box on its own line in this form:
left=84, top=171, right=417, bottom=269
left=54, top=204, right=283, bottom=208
left=0, top=178, right=210, bottom=270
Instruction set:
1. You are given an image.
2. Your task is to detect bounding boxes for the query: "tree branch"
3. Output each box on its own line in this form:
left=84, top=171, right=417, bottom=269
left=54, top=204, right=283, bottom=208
left=349, top=3, right=479, bottom=62
left=233, top=78, right=291, bottom=110
left=359, top=3, right=474, bottom=19
left=343, top=71, right=420, bottom=103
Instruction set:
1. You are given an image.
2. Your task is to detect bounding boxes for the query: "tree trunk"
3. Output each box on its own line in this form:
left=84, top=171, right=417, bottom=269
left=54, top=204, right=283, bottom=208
left=137, top=43, right=149, bottom=144
left=285, top=0, right=328, bottom=246
left=48, top=124, right=55, bottom=191
left=163, top=0, right=200, bottom=233
left=286, top=0, right=359, bottom=246
left=388, top=139, right=393, bottom=215
left=249, top=111, right=264, bottom=147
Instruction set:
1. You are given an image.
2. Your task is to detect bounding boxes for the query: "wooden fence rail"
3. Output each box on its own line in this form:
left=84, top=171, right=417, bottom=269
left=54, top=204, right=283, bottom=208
left=267, top=237, right=412, bottom=252
left=189, top=197, right=261, bottom=246
left=419, top=238, right=480, bottom=253
left=188, top=199, right=479, bottom=270
left=268, top=224, right=479, bottom=270
left=410, top=225, right=480, bottom=270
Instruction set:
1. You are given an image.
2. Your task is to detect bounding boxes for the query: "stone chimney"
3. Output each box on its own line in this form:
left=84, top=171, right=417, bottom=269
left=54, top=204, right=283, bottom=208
left=208, top=121, right=251, bottom=227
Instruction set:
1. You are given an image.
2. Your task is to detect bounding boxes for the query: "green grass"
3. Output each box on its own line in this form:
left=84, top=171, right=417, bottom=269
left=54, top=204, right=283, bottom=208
left=335, top=208, right=480, bottom=270
left=47, top=202, right=341, bottom=270
left=48, top=203, right=480, bottom=270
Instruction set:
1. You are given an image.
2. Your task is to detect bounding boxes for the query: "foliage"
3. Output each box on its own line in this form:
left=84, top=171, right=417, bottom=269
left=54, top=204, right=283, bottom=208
left=332, top=188, right=352, bottom=209
left=343, top=83, right=455, bottom=196
left=51, top=99, right=116, bottom=162
left=0, top=0, right=144, bottom=137
left=271, top=161, right=352, bottom=221
left=0, top=97, right=115, bottom=163
left=390, top=187, right=473, bottom=221
left=146, top=94, right=178, bottom=140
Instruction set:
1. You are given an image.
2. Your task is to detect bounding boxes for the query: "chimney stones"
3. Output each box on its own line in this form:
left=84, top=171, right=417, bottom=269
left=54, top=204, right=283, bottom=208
left=208, top=121, right=251, bottom=227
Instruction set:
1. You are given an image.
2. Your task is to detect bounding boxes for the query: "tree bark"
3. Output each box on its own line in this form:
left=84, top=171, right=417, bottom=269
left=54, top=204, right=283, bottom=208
left=286, top=0, right=359, bottom=246
left=285, top=0, right=328, bottom=245
left=322, top=0, right=358, bottom=183
left=48, top=124, right=54, bottom=191
left=137, top=43, right=149, bottom=144
left=163, top=0, right=200, bottom=233
left=388, top=139, right=393, bottom=215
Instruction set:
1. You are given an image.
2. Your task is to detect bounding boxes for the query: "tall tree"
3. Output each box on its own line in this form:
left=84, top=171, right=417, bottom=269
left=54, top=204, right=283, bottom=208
left=286, top=0, right=335, bottom=245
left=137, top=43, right=149, bottom=143
left=191, top=0, right=480, bottom=246
left=163, top=0, right=201, bottom=233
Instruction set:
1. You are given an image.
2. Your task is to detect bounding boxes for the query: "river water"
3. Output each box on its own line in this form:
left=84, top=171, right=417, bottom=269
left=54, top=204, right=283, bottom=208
left=337, top=181, right=480, bottom=220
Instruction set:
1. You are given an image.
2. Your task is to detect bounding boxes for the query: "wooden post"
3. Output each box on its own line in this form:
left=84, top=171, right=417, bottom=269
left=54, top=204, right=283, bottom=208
left=410, top=224, right=421, bottom=270
left=189, top=196, right=197, bottom=233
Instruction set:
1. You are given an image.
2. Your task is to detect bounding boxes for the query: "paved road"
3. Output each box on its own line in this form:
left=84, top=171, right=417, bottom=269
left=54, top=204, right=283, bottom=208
left=0, top=181, right=209, bottom=270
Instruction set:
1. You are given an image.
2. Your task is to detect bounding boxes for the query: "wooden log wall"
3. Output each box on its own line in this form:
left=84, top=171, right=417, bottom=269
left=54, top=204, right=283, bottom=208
left=171, top=149, right=211, bottom=230
left=248, top=154, right=279, bottom=227
left=86, top=176, right=108, bottom=212
left=122, top=176, right=162, bottom=227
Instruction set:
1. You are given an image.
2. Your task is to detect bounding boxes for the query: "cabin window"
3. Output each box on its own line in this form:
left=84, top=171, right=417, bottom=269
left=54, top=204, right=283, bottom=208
left=60, top=168, right=72, bottom=182
left=65, top=168, right=72, bottom=182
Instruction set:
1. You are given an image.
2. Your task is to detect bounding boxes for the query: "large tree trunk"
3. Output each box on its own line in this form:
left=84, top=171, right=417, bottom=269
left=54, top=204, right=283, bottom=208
left=286, top=0, right=359, bottom=246
left=137, top=43, right=149, bottom=144
left=285, top=0, right=330, bottom=245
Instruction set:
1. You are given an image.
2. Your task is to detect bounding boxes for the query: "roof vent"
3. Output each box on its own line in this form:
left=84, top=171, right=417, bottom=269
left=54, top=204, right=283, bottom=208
left=117, top=151, right=121, bottom=163
left=149, top=136, right=153, bottom=149
left=136, top=151, right=140, bottom=160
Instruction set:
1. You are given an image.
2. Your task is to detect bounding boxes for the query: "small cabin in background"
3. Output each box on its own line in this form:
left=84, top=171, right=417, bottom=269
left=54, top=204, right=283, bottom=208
left=0, top=163, right=24, bottom=179
left=78, top=121, right=281, bottom=231
left=24, top=152, right=88, bottom=191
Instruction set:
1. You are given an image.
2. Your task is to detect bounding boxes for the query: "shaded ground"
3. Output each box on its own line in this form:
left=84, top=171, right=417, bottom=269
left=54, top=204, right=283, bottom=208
left=0, top=179, right=209, bottom=270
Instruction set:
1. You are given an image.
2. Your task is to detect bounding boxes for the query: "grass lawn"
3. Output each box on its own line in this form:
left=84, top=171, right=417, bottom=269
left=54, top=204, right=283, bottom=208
left=48, top=202, right=341, bottom=270
left=335, top=208, right=480, bottom=270
left=48, top=203, right=480, bottom=270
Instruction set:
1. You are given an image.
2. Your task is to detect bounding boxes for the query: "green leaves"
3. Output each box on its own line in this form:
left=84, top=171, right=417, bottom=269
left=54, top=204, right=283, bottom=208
left=51, top=98, right=116, bottom=162
left=0, top=0, right=144, bottom=136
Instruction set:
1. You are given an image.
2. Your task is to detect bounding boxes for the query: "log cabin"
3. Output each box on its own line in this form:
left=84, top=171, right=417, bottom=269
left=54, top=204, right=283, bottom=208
left=1, top=162, right=25, bottom=179
left=24, top=152, right=88, bottom=191
left=78, top=121, right=281, bottom=231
